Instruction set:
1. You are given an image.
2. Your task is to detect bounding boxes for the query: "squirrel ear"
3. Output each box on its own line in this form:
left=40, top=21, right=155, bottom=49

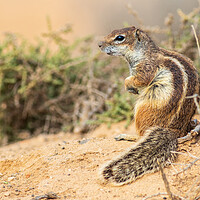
left=135, top=29, right=141, bottom=42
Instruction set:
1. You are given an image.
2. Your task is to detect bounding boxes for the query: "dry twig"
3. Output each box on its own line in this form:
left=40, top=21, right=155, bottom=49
left=173, top=156, right=200, bottom=175
left=191, top=25, right=200, bottom=57
left=158, top=162, right=174, bottom=200
left=185, top=177, right=200, bottom=199
left=194, top=195, right=200, bottom=200
left=186, top=94, right=200, bottom=114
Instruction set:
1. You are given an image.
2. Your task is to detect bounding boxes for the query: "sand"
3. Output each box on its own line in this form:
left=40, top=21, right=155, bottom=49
left=0, top=121, right=199, bottom=200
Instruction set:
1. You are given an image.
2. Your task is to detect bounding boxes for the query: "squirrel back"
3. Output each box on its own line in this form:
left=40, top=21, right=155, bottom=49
left=98, top=26, right=199, bottom=186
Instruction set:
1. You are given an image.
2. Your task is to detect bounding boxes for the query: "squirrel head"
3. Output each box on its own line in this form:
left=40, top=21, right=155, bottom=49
left=98, top=26, right=155, bottom=58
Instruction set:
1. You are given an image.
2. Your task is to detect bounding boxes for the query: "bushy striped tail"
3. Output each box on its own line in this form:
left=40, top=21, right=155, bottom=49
left=99, top=127, right=178, bottom=186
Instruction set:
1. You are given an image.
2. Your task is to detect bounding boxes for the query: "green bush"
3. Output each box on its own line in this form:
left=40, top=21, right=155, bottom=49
left=91, top=89, right=135, bottom=128
left=0, top=24, right=129, bottom=144
left=0, top=29, right=82, bottom=141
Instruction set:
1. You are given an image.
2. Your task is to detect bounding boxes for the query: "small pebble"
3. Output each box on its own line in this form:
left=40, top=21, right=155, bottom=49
left=8, top=177, right=15, bottom=181
left=78, top=138, right=90, bottom=144
left=4, top=192, right=10, bottom=197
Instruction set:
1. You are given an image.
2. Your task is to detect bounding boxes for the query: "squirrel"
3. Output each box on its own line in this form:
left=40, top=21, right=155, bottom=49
left=98, top=26, right=199, bottom=186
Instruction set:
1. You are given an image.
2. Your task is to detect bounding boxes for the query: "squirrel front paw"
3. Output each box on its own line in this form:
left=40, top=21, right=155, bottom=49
left=125, top=76, right=139, bottom=94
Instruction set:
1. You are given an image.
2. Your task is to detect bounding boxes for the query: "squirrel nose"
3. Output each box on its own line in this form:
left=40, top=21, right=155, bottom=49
left=98, top=41, right=103, bottom=48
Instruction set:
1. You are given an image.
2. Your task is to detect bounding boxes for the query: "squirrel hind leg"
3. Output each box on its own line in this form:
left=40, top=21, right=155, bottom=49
left=99, top=127, right=178, bottom=186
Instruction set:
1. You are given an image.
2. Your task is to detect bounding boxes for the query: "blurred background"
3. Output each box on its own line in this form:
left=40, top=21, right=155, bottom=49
left=0, top=0, right=200, bottom=145
left=0, top=0, right=199, bottom=40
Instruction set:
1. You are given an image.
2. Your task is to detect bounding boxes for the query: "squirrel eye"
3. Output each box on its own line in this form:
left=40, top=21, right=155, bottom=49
left=114, top=35, right=125, bottom=41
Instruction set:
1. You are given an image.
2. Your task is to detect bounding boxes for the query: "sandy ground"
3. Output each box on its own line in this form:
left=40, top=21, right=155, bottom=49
left=0, top=121, right=200, bottom=200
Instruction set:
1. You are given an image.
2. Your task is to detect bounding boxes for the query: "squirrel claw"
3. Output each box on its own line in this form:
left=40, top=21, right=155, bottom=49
left=127, top=87, right=139, bottom=94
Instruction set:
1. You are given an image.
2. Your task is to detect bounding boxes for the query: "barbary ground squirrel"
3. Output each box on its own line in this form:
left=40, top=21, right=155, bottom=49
left=98, top=26, right=199, bottom=186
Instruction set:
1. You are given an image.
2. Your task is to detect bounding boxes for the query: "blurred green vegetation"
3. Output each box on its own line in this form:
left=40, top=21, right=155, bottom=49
left=0, top=8, right=200, bottom=145
left=0, top=21, right=130, bottom=144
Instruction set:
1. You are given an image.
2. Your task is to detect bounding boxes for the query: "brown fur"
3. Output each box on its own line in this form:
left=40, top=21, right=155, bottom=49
left=98, top=26, right=199, bottom=185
